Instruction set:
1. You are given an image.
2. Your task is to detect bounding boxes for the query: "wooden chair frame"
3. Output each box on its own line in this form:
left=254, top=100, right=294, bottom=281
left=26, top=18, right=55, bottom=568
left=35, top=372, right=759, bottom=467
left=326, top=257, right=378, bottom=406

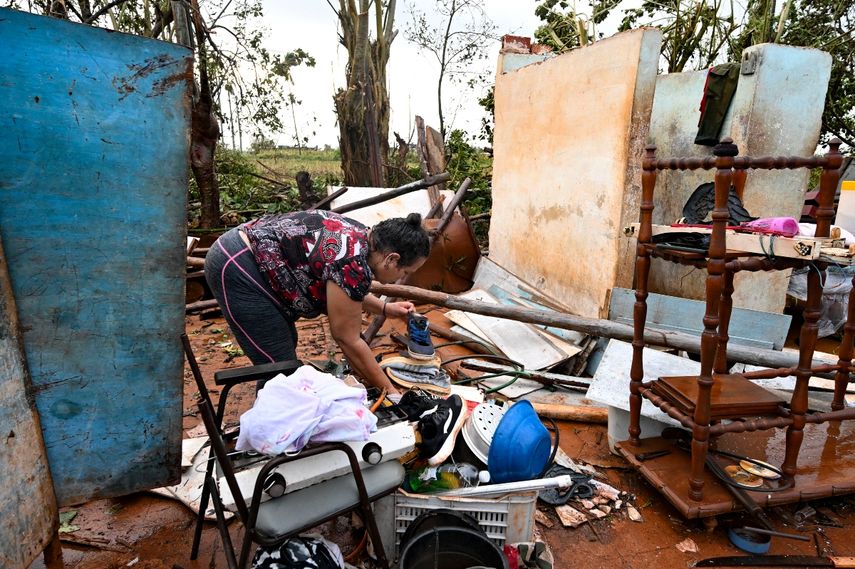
left=627, top=137, right=855, bottom=502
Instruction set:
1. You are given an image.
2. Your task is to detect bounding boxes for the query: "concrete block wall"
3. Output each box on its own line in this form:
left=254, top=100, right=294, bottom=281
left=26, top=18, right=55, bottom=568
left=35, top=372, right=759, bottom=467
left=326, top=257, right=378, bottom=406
left=646, top=43, right=832, bottom=312
left=488, top=28, right=662, bottom=319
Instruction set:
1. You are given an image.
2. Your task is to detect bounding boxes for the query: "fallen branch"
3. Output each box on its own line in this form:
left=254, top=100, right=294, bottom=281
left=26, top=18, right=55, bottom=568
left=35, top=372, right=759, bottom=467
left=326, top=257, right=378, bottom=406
left=310, top=186, right=348, bottom=210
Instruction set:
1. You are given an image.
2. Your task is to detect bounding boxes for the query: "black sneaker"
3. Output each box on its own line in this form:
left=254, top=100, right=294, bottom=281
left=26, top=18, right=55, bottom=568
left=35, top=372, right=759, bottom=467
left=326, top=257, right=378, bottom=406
left=407, top=313, right=436, bottom=360
left=418, top=394, right=468, bottom=466
left=395, top=389, right=442, bottom=422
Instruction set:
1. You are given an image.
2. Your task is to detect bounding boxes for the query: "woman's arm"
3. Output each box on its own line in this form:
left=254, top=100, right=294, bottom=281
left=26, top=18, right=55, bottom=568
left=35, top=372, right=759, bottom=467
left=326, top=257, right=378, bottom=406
left=327, top=282, right=400, bottom=393
left=362, top=292, right=415, bottom=318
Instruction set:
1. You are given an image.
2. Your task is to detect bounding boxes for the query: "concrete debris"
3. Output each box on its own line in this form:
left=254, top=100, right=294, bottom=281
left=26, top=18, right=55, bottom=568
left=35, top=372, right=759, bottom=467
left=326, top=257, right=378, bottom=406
left=675, top=538, right=699, bottom=554
left=535, top=509, right=554, bottom=528
left=627, top=504, right=643, bottom=522
left=556, top=505, right=588, bottom=528
left=591, top=480, right=621, bottom=501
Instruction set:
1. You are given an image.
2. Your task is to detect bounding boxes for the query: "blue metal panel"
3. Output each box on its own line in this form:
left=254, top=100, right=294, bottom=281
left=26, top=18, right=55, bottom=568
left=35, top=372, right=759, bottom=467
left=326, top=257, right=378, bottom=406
left=0, top=8, right=192, bottom=505
left=608, top=287, right=792, bottom=351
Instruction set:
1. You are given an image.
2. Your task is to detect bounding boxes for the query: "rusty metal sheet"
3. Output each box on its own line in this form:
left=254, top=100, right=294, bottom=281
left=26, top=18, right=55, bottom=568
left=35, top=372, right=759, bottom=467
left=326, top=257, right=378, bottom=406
left=0, top=8, right=192, bottom=505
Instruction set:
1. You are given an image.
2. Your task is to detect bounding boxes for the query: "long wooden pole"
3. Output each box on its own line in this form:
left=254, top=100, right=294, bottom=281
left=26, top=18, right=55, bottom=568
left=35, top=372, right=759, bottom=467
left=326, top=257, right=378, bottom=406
left=369, top=282, right=821, bottom=371
left=331, top=172, right=451, bottom=214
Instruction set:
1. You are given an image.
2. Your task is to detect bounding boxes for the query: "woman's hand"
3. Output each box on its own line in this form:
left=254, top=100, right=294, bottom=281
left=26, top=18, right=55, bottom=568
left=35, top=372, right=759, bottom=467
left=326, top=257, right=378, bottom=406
left=384, top=300, right=415, bottom=319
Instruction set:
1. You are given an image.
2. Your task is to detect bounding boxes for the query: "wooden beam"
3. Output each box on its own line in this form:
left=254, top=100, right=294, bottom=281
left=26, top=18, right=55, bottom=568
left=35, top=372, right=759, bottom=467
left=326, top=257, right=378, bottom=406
left=310, top=186, right=348, bottom=210
left=331, top=173, right=450, bottom=215
left=368, top=282, right=825, bottom=371
left=531, top=402, right=608, bottom=424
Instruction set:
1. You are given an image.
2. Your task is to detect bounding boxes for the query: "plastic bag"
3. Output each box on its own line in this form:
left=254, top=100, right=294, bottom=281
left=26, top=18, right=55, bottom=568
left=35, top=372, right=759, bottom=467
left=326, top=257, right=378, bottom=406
left=252, top=535, right=344, bottom=569
left=788, top=266, right=855, bottom=338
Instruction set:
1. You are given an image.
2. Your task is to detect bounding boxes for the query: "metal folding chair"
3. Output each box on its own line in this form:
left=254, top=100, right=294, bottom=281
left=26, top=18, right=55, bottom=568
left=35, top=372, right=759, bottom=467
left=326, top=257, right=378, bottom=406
left=181, top=334, right=403, bottom=568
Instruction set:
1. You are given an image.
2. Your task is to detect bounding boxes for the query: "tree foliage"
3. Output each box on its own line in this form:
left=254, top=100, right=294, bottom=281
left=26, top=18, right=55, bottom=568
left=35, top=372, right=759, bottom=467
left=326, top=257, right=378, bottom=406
left=533, top=0, right=855, bottom=146
left=12, top=0, right=313, bottom=227
left=404, top=0, right=496, bottom=141
left=329, top=0, right=396, bottom=187
left=776, top=0, right=855, bottom=146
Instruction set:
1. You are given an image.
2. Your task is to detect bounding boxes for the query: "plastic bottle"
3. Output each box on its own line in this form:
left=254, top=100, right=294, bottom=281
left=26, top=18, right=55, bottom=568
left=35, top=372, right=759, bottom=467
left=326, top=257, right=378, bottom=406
left=405, top=463, right=484, bottom=493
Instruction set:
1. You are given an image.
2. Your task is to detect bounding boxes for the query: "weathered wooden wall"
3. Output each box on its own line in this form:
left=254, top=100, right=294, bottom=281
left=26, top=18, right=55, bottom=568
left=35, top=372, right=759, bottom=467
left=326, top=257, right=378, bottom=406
left=488, top=29, right=662, bottom=319
left=0, top=8, right=191, bottom=505
left=0, top=235, right=58, bottom=569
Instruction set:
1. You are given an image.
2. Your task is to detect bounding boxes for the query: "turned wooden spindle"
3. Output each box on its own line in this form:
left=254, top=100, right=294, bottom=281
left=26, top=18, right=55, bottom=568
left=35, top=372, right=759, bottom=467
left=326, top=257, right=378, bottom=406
left=629, top=144, right=658, bottom=444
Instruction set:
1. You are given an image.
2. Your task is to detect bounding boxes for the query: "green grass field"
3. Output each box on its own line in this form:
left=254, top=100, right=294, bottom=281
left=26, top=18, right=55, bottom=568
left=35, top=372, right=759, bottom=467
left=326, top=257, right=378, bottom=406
left=252, top=147, right=344, bottom=183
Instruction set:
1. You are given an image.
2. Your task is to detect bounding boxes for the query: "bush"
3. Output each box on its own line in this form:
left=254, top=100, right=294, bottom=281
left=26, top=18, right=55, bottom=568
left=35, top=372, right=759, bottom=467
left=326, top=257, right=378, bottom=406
left=445, top=130, right=493, bottom=248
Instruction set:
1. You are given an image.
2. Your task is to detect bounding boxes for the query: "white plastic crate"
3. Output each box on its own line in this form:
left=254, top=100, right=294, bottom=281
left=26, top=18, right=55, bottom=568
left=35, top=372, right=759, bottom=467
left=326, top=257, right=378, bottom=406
left=391, top=488, right=537, bottom=555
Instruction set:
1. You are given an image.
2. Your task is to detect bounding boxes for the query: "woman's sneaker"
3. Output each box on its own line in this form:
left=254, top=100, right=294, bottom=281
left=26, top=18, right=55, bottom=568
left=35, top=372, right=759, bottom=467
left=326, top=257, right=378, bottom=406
left=417, top=394, right=468, bottom=466
left=407, top=313, right=436, bottom=360
left=394, top=389, right=442, bottom=422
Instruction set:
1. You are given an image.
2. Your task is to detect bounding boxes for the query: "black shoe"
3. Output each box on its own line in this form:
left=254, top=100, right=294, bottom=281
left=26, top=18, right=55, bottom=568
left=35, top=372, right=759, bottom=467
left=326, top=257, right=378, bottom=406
left=395, top=389, right=442, bottom=422
left=407, top=313, right=436, bottom=360
left=418, top=394, right=468, bottom=466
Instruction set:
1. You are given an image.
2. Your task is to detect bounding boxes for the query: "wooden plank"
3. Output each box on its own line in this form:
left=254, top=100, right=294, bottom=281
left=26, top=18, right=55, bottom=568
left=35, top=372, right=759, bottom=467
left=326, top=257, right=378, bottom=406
left=445, top=310, right=492, bottom=343
left=608, top=287, right=791, bottom=350
left=486, top=287, right=584, bottom=356
left=425, top=125, right=447, bottom=205
left=0, top=232, right=57, bottom=569
left=504, top=295, right=587, bottom=345
left=473, top=256, right=571, bottom=311
left=625, top=223, right=842, bottom=260
left=0, top=8, right=191, bottom=505
left=458, top=289, right=569, bottom=370
left=585, top=340, right=697, bottom=425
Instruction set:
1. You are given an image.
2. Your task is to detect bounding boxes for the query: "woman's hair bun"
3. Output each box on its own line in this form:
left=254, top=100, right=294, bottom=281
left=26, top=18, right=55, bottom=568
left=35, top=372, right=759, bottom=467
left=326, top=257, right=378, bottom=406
left=405, top=212, right=422, bottom=227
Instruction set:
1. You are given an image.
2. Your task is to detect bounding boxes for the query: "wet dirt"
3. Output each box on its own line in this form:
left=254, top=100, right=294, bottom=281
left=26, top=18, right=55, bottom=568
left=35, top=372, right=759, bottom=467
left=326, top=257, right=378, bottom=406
left=30, top=311, right=855, bottom=569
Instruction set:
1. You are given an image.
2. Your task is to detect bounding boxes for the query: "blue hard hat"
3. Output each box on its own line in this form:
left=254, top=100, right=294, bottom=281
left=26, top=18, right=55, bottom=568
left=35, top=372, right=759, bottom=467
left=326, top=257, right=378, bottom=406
left=487, top=400, right=551, bottom=484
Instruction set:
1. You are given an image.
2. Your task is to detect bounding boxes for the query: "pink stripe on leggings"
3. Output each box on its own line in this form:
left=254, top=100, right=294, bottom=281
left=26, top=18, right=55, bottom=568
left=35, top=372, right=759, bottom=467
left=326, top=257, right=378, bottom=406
left=217, top=241, right=278, bottom=363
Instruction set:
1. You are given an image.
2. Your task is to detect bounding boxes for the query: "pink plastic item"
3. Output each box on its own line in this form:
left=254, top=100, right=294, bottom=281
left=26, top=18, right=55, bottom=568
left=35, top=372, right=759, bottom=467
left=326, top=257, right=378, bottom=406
left=741, top=217, right=800, bottom=237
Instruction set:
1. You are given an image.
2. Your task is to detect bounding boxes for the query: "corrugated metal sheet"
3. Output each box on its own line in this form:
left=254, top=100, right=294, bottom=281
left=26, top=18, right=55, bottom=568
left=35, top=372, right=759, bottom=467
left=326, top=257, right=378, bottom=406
left=0, top=8, right=192, bottom=505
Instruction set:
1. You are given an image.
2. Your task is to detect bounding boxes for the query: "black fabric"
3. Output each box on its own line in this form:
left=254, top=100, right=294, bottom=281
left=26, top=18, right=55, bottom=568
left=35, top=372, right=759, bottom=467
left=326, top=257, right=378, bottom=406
left=682, top=182, right=756, bottom=225
left=252, top=536, right=341, bottom=569
left=695, top=62, right=741, bottom=146
left=651, top=232, right=711, bottom=253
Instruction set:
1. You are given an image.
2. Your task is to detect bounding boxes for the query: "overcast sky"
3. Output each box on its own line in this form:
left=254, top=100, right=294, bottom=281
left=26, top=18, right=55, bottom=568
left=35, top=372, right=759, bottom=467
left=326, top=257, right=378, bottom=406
left=251, top=1, right=544, bottom=148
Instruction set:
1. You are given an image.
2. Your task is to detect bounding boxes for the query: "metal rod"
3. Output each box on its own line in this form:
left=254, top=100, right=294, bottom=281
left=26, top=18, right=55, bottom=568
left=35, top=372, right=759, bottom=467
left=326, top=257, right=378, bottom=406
left=741, top=526, right=811, bottom=542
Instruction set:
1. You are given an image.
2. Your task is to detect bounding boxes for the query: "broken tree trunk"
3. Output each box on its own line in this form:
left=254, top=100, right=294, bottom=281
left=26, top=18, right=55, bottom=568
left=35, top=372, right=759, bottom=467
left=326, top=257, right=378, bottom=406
left=368, top=282, right=826, bottom=371
left=331, top=173, right=451, bottom=215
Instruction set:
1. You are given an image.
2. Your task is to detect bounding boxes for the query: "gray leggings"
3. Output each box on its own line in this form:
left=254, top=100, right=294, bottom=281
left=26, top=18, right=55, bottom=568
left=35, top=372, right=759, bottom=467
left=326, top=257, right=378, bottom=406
left=204, top=227, right=298, bottom=366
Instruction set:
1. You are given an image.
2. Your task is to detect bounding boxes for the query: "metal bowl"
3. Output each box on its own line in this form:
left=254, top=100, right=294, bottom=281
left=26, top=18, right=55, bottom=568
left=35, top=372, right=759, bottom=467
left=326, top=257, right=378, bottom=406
left=459, top=399, right=509, bottom=468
